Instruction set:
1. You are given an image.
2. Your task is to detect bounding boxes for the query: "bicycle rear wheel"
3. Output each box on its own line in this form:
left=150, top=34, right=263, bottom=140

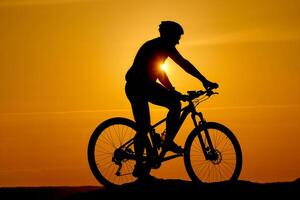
left=184, top=122, right=242, bottom=183
left=88, top=117, right=137, bottom=188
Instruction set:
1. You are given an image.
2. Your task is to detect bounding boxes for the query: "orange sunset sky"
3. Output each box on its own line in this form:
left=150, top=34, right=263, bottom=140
left=0, top=0, right=299, bottom=186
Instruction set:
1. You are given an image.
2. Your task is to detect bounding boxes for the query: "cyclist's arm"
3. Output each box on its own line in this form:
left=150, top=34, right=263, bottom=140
left=157, top=70, right=174, bottom=90
left=169, top=47, right=208, bottom=83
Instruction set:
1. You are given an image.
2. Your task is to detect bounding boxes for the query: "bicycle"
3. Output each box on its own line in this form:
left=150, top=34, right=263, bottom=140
left=88, top=88, right=242, bottom=188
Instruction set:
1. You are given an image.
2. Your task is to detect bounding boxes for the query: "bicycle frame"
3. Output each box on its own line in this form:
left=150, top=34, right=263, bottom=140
left=118, top=96, right=216, bottom=164
left=89, top=88, right=243, bottom=186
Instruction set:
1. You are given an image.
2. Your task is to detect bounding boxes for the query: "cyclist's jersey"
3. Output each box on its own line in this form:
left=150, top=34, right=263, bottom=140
left=125, top=37, right=181, bottom=85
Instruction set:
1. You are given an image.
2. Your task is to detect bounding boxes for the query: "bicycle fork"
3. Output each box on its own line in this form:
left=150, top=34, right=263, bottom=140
left=192, top=112, right=216, bottom=161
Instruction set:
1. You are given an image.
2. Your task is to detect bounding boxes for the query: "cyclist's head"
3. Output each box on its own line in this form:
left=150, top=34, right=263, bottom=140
left=159, top=21, right=184, bottom=45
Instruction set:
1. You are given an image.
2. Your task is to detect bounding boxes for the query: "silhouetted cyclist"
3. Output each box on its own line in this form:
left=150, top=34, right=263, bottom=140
left=125, top=21, right=218, bottom=178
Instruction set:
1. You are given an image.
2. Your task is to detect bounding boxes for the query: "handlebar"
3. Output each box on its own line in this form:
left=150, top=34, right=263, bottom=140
left=181, top=89, right=218, bottom=102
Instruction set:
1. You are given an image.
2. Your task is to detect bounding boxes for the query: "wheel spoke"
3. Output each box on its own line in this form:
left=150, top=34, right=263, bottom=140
left=88, top=119, right=138, bottom=187
left=186, top=123, right=242, bottom=183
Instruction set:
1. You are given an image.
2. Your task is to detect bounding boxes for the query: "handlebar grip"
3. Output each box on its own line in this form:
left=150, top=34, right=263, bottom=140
left=182, top=89, right=217, bottom=101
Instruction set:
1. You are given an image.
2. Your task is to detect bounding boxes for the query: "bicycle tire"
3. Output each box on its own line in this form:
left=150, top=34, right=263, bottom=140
left=88, top=117, right=138, bottom=188
left=184, top=122, right=242, bottom=183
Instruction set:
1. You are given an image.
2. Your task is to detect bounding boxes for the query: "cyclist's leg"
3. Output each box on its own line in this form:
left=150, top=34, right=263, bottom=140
left=125, top=83, right=151, bottom=177
left=147, top=83, right=182, bottom=151
left=130, top=96, right=150, bottom=164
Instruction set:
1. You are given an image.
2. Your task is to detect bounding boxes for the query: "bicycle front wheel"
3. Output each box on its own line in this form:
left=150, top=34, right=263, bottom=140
left=88, top=117, right=137, bottom=188
left=184, top=122, right=242, bottom=183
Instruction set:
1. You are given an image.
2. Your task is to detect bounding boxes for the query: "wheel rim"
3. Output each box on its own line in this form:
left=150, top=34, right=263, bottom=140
left=92, top=123, right=137, bottom=186
left=189, top=128, right=238, bottom=183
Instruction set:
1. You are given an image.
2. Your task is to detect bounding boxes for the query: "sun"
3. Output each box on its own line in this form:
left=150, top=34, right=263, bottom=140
left=161, top=63, right=168, bottom=71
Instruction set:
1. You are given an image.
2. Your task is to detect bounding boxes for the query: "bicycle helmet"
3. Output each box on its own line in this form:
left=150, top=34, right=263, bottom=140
left=159, top=21, right=184, bottom=37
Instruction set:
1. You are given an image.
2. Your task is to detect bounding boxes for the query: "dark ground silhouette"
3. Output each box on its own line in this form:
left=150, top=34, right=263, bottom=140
left=0, top=178, right=299, bottom=200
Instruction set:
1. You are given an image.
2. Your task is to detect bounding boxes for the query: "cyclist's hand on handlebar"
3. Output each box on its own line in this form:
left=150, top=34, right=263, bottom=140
left=203, top=80, right=219, bottom=91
